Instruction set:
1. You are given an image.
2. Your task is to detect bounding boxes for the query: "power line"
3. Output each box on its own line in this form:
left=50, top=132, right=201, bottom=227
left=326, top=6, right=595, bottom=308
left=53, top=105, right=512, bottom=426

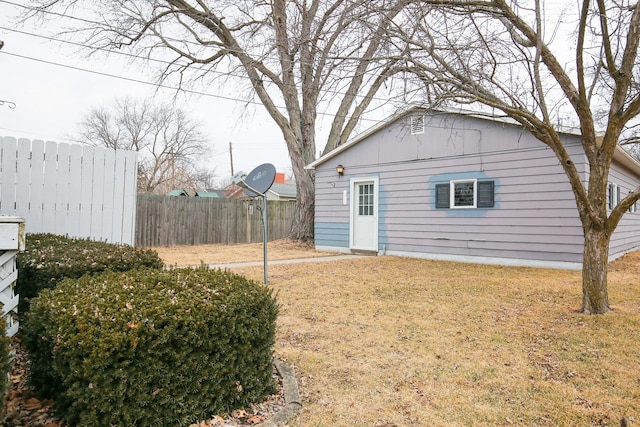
left=0, top=50, right=273, bottom=107
left=0, top=99, right=16, bottom=109
left=0, top=48, right=389, bottom=125
left=0, top=25, right=237, bottom=83
left=0, top=24, right=396, bottom=111
left=0, top=0, right=401, bottom=115
left=0, top=0, right=425, bottom=148
left=0, top=0, right=100, bottom=26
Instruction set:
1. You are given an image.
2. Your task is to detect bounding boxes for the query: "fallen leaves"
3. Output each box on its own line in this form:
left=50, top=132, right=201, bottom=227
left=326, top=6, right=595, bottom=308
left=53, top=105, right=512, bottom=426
left=189, top=416, right=225, bottom=427
left=1, top=339, right=61, bottom=427
left=22, top=398, right=43, bottom=411
left=247, top=415, right=267, bottom=424
left=188, top=412, right=266, bottom=427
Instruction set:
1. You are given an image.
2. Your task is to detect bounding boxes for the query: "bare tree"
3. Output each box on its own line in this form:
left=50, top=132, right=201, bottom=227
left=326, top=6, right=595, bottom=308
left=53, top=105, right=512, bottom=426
left=625, top=143, right=640, bottom=161
left=22, top=0, right=410, bottom=241
left=396, top=0, right=640, bottom=313
left=79, top=97, right=214, bottom=194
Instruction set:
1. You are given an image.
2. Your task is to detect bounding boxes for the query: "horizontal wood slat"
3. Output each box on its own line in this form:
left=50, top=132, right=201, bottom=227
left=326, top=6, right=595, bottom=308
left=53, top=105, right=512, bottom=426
left=135, top=195, right=295, bottom=247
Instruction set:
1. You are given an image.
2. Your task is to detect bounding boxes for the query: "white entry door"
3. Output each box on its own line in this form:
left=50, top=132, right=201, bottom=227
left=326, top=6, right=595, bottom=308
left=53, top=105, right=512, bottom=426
left=350, top=178, right=378, bottom=252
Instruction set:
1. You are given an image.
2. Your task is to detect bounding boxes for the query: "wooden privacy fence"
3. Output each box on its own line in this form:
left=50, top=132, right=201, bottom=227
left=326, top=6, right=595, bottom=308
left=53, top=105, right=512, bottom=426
left=0, top=137, right=138, bottom=245
left=135, top=195, right=296, bottom=247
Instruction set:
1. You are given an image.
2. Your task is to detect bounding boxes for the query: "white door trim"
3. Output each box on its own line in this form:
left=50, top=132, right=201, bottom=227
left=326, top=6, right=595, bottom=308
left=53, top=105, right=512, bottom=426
left=349, top=176, right=379, bottom=252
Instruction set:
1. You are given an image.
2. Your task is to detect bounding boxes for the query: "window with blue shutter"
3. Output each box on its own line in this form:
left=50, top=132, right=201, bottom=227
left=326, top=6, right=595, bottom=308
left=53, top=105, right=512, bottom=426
left=609, top=183, right=619, bottom=209
left=435, top=180, right=494, bottom=209
left=453, top=181, right=476, bottom=207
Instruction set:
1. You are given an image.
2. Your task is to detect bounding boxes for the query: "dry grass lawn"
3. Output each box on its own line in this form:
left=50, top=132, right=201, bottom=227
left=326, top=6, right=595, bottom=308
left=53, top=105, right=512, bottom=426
left=154, top=241, right=640, bottom=426
left=153, top=240, right=334, bottom=267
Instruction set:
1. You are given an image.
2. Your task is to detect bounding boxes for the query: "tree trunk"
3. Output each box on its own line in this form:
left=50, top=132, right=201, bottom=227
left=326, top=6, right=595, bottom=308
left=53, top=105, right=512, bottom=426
left=581, top=226, right=612, bottom=314
left=284, top=130, right=316, bottom=242
left=288, top=168, right=315, bottom=242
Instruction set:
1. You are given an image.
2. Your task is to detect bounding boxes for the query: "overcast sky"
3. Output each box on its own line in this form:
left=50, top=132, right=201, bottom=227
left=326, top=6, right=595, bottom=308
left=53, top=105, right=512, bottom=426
left=0, top=0, right=584, bottom=185
left=0, top=1, right=293, bottom=183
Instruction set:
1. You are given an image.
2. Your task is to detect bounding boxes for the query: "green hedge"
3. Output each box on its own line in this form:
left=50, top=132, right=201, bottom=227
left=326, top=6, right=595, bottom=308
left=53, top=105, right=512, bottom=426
left=0, top=316, right=11, bottom=411
left=23, top=267, right=278, bottom=427
left=16, top=233, right=164, bottom=312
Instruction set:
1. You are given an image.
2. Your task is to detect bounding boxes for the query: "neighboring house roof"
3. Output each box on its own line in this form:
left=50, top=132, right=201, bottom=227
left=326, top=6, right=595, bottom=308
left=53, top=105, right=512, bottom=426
left=168, top=189, right=190, bottom=196
left=306, top=105, right=640, bottom=177
left=225, top=183, right=248, bottom=199
left=225, top=181, right=297, bottom=200
left=204, top=189, right=228, bottom=198
left=195, top=191, right=220, bottom=198
left=268, top=183, right=297, bottom=200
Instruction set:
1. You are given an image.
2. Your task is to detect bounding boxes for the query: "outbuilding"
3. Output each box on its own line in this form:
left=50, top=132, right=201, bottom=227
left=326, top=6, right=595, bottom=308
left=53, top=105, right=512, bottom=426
left=306, top=106, right=640, bottom=269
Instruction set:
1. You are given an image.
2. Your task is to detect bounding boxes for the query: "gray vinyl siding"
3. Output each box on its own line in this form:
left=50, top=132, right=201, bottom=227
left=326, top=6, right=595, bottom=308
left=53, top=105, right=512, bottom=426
left=381, top=146, right=583, bottom=263
left=314, top=112, right=587, bottom=263
left=314, top=170, right=351, bottom=249
left=313, top=110, right=640, bottom=265
left=607, top=161, right=640, bottom=257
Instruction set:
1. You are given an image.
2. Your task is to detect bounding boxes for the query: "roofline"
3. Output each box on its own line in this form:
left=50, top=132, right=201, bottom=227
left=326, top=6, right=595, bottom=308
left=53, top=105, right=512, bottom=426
left=306, top=105, right=422, bottom=170
left=613, top=144, right=640, bottom=175
left=267, top=189, right=296, bottom=198
left=305, top=106, right=640, bottom=177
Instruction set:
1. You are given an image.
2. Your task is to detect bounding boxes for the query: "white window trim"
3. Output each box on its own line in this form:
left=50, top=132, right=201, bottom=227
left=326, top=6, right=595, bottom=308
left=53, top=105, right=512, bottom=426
left=450, top=179, right=477, bottom=209
left=609, top=183, right=620, bottom=210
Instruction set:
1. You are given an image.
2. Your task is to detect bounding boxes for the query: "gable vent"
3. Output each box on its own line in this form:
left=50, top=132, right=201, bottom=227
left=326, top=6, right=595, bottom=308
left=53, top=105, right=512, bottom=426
left=410, top=115, right=425, bottom=135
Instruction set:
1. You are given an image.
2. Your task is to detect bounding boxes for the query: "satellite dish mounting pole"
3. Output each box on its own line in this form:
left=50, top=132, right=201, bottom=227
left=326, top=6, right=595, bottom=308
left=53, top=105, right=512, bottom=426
left=261, top=194, right=268, bottom=284
left=240, top=184, right=268, bottom=284
left=234, top=163, right=276, bottom=284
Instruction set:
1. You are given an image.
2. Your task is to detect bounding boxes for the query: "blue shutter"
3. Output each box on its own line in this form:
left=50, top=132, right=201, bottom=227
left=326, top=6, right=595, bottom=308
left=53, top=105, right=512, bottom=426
left=435, top=183, right=450, bottom=208
left=608, top=183, right=614, bottom=209
left=477, top=181, right=495, bottom=208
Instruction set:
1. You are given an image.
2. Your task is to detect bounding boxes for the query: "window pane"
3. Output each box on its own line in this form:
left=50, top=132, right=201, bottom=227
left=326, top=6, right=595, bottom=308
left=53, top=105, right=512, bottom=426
left=454, top=182, right=474, bottom=207
left=358, top=183, right=374, bottom=216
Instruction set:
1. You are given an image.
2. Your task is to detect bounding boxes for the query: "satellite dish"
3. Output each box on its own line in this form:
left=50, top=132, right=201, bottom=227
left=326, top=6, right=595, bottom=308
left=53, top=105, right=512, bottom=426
left=242, top=163, right=276, bottom=197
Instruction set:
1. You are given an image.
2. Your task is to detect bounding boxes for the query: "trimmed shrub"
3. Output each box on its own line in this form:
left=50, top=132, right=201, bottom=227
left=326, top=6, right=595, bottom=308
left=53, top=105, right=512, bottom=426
left=23, top=267, right=278, bottom=427
left=0, top=316, right=11, bottom=413
left=16, top=233, right=164, bottom=311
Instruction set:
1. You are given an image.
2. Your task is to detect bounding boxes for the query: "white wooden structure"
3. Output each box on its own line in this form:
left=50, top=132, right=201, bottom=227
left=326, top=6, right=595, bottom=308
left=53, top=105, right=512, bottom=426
left=0, top=137, right=137, bottom=245
left=0, top=215, right=25, bottom=337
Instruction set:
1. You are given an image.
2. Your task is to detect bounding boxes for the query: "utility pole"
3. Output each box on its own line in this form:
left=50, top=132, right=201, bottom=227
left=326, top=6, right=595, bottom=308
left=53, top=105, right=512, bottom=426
left=229, top=142, right=234, bottom=177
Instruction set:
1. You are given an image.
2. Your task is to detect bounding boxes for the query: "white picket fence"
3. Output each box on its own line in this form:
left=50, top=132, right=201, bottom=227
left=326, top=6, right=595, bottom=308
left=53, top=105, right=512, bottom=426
left=0, top=137, right=138, bottom=245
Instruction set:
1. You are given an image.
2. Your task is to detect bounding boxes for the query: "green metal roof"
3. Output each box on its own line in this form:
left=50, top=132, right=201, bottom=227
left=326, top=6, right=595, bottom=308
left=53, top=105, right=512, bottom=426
left=269, top=183, right=297, bottom=199
left=195, top=191, right=220, bottom=198
left=168, top=189, right=189, bottom=196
